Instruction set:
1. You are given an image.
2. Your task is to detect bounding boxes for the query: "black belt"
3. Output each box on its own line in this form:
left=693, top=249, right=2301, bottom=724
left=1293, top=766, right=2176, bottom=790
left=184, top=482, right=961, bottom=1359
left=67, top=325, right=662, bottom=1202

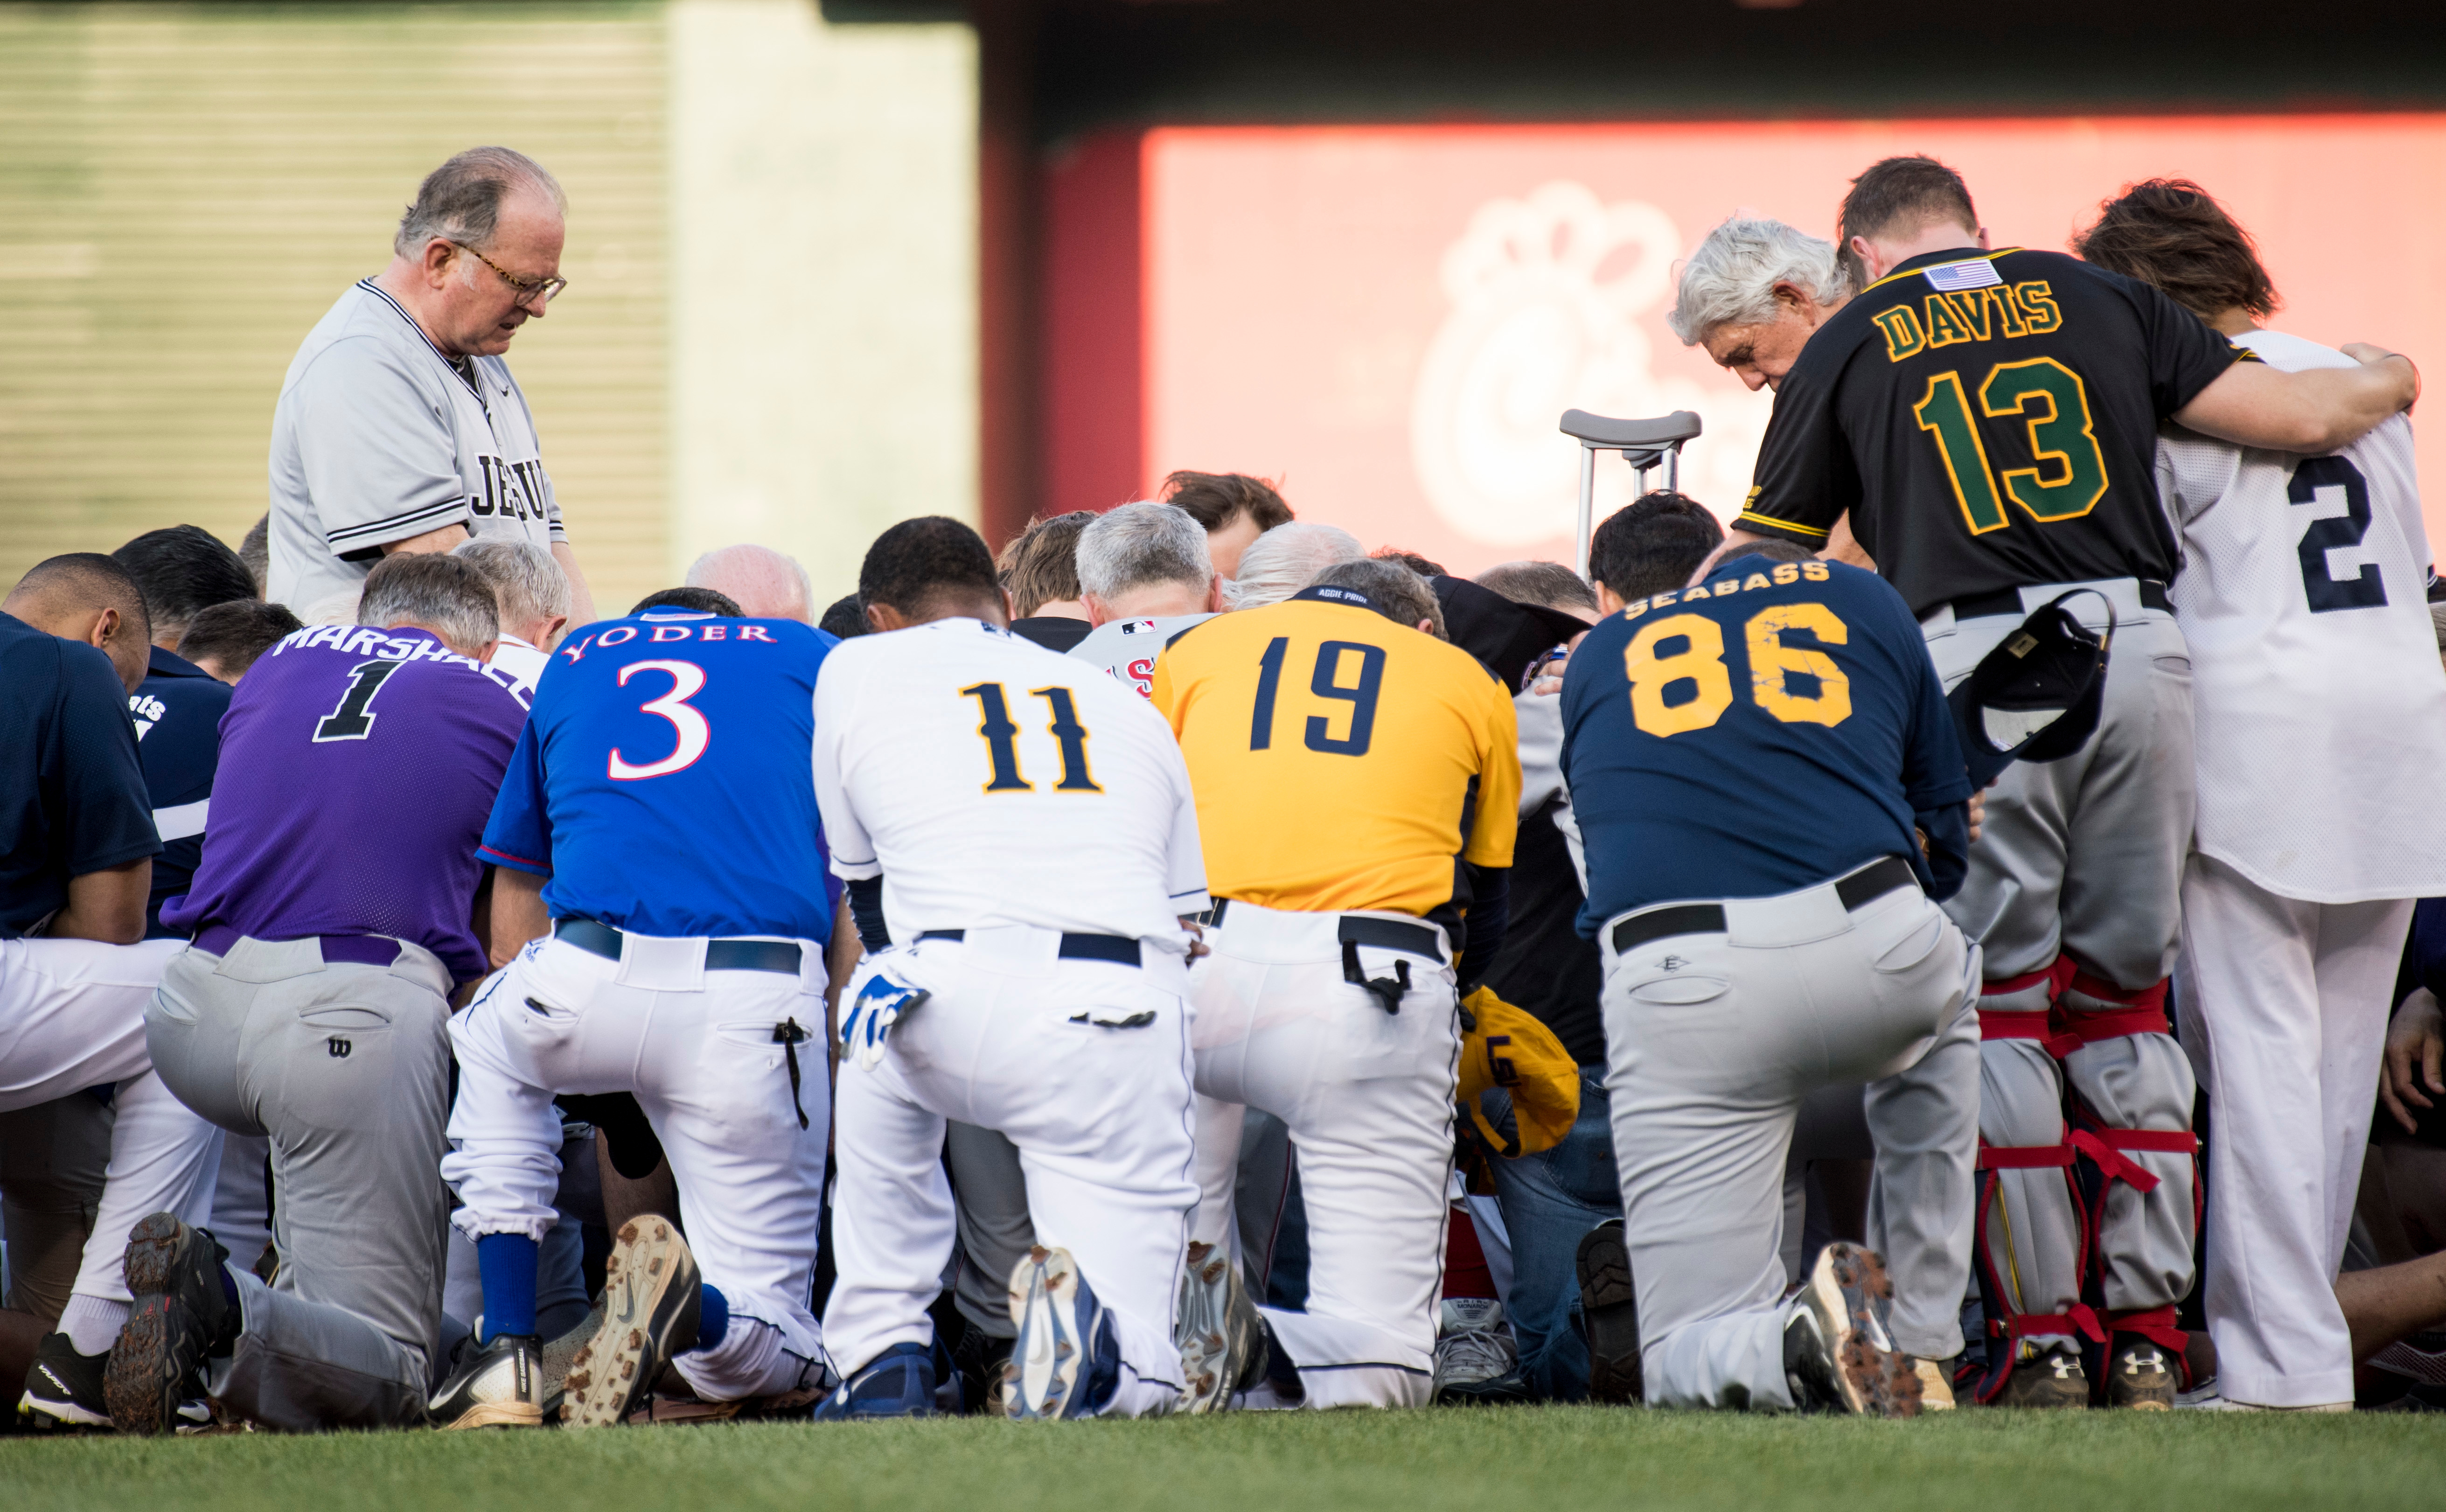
left=915, top=929, right=1142, bottom=967
left=1951, top=579, right=2167, bottom=621
left=1609, top=855, right=1920, bottom=956
left=553, top=917, right=802, bottom=975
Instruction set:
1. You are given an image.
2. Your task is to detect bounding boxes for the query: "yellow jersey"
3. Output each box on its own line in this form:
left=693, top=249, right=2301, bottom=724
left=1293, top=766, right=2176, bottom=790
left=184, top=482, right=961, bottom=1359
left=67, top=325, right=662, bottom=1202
left=1150, top=593, right=1520, bottom=919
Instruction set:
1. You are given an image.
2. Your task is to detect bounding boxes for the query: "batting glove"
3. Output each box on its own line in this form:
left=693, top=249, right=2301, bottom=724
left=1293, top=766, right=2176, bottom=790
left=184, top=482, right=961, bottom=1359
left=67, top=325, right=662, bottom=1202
left=840, top=969, right=929, bottom=1071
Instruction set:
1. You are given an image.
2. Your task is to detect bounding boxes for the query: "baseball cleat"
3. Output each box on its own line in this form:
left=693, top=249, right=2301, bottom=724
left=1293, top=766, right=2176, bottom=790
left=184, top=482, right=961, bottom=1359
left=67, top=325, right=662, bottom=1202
left=812, top=1341, right=938, bottom=1421
left=105, top=1214, right=239, bottom=1436
left=1004, top=1245, right=1119, bottom=1421
left=1431, top=1298, right=1531, bottom=1405
left=1576, top=1219, right=1643, bottom=1405
left=538, top=1297, right=606, bottom=1420
left=1998, top=1343, right=2090, bottom=1409
left=561, top=1217, right=701, bottom=1429
left=429, top=1332, right=546, bottom=1430
left=1176, top=1240, right=1262, bottom=1414
left=19, top=1332, right=113, bottom=1431
left=1790, top=1242, right=1921, bottom=1417
left=2106, top=1337, right=2176, bottom=1411
left=1907, top=1354, right=1958, bottom=1410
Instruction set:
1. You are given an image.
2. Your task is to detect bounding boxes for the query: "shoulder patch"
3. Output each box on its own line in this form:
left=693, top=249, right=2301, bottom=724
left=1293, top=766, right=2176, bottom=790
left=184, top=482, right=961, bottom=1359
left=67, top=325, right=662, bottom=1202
left=1923, top=258, right=2003, bottom=292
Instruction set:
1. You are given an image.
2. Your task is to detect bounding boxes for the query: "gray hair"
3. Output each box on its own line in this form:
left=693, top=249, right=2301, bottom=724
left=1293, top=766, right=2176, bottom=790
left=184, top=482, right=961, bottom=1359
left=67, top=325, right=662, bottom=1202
left=451, top=537, right=570, bottom=636
left=1666, top=217, right=1850, bottom=346
left=358, top=552, right=499, bottom=656
left=686, top=543, right=813, bottom=622
left=1075, top=502, right=1213, bottom=602
left=1226, top=522, right=1365, bottom=610
left=1308, top=557, right=1447, bottom=641
left=1475, top=559, right=1597, bottom=615
left=395, top=146, right=566, bottom=258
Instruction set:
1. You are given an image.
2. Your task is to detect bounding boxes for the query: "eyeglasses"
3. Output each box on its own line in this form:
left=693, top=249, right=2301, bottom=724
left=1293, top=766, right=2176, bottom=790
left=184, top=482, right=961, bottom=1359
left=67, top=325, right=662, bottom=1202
left=449, top=241, right=567, bottom=308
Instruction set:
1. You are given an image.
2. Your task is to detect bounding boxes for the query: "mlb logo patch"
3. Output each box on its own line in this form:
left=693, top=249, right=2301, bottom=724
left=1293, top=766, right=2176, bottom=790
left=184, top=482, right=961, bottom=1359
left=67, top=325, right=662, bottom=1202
left=1923, top=259, right=2002, bottom=292
left=1121, top=619, right=1160, bottom=635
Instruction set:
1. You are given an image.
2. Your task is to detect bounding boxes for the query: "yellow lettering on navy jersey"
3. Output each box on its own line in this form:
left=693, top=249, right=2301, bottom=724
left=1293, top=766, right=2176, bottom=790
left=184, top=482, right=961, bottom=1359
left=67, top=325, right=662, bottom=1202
left=1746, top=603, right=1853, bottom=727
left=1771, top=563, right=1802, bottom=585
left=1801, top=562, right=1831, bottom=581
left=1624, top=614, right=1734, bottom=737
left=1150, top=598, right=1519, bottom=916
left=1743, top=573, right=1772, bottom=593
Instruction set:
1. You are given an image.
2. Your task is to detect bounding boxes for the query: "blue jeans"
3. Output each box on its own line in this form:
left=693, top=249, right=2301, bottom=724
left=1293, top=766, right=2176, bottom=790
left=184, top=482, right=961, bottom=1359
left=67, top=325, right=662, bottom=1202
left=1486, top=1070, right=1620, bottom=1401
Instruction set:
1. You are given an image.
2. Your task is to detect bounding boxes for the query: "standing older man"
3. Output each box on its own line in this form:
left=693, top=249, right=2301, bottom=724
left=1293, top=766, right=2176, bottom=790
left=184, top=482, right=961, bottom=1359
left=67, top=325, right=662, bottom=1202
left=267, top=146, right=595, bottom=626
left=685, top=544, right=813, bottom=622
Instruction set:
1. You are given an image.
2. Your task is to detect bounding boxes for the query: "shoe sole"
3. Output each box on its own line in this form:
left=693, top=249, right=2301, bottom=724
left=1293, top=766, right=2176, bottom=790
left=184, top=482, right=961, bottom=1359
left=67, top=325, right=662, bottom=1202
left=539, top=1301, right=606, bottom=1421
left=1799, top=1244, right=1921, bottom=1419
left=1576, top=1223, right=1642, bottom=1405
left=1007, top=1246, right=1091, bottom=1421
left=1176, top=1242, right=1252, bottom=1415
left=563, top=1218, right=700, bottom=1430
left=441, top=1400, right=546, bottom=1431
left=18, top=1388, right=113, bottom=1431
left=1910, top=1357, right=1957, bottom=1411
left=1433, top=1376, right=1534, bottom=1405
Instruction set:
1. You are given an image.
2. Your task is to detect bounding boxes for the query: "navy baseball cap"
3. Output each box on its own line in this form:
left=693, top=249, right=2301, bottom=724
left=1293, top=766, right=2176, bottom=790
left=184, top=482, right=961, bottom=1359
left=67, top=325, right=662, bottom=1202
left=1946, top=590, right=2114, bottom=788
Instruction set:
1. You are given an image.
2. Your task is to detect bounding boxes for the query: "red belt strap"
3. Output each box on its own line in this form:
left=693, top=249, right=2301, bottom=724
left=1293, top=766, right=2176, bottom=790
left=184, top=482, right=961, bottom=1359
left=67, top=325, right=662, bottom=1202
left=1990, top=1302, right=2106, bottom=1345
left=1979, top=1008, right=2083, bottom=1058
left=2056, top=1004, right=2172, bottom=1047
left=1977, top=1141, right=2073, bottom=1171
left=2066, top=968, right=2168, bottom=1012
left=2106, top=1303, right=2188, bottom=1354
left=2069, top=1128, right=2197, bottom=1193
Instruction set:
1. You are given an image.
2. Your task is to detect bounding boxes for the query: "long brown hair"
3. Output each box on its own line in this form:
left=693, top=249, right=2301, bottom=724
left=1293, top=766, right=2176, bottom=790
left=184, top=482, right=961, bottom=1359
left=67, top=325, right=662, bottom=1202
left=2074, top=179, right=2279, bottom=321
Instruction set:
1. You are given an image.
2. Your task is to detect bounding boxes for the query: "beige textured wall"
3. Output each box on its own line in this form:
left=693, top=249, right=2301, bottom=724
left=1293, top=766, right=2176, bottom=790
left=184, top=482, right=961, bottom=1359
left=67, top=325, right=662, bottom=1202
left=0, top=3, right=670, bottom=609
left=667, top=0, right=978, bottom=612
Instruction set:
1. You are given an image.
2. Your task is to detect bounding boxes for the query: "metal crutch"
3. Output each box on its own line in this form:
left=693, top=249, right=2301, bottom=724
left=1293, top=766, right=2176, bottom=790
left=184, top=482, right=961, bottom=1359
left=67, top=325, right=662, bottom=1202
left=1559, top=409, right=1704, bottom=579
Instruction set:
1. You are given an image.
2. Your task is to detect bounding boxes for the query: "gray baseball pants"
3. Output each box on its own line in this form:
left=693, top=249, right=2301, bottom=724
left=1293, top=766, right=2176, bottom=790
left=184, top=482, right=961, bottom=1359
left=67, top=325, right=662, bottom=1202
left=146, top=935, right=453, bottom=1431
left=1923, top=580, right=2199, bottom=1359
left=1603, top=865, right=1979, bottom=1409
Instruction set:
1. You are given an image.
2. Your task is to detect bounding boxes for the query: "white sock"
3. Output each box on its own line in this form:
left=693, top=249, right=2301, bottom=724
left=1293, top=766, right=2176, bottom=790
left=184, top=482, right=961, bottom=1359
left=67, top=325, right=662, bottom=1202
left=59, top=1294, right=130, bottom=1357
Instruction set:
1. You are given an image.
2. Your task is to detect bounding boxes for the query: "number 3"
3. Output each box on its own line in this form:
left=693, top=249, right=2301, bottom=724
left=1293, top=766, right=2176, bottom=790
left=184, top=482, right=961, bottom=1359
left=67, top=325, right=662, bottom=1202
left=609, top=660, right=710, bottom=780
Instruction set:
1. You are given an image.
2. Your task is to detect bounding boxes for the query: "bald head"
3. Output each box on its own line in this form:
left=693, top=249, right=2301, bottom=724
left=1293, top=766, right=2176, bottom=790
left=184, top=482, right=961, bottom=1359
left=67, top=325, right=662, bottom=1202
left=4, top=553, right=154, bottom=694
left=686, top=544, right=813, bottom=623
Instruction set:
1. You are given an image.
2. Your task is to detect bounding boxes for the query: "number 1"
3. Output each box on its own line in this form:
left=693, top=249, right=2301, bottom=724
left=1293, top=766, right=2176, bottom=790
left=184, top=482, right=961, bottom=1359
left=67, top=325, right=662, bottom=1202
left=313, top=660, right=403, bottom=742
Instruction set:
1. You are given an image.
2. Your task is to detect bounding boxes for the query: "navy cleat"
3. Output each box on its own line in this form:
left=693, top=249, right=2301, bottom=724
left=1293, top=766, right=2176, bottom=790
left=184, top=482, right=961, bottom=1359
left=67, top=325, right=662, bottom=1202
left=812, top=1341, right=938, bottom=1421
left=1004, top=1245, right=1120, bottom=1421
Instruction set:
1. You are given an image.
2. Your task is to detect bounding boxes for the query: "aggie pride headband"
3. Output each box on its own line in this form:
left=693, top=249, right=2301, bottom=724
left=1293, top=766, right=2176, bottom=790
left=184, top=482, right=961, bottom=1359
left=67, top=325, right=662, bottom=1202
left=1947, top=589, right=2117, bottom=789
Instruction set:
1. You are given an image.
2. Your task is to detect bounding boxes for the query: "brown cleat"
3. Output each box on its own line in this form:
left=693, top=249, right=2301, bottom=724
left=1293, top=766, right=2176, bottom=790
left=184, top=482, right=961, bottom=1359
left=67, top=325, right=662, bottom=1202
left=1998, top=1344, right=2091, bottom=1409
left=2106, top=1338, right=2176, bottom=1410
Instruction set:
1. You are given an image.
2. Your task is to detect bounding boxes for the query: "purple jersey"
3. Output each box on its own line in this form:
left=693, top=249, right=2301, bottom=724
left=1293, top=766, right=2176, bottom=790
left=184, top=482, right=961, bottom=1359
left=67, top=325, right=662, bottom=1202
left=162, top=624, right=528, bottom=981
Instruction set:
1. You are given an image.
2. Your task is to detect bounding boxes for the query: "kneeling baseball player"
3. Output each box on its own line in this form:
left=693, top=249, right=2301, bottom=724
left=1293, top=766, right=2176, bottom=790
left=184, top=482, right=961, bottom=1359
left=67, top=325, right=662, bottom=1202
left=1559, top=543, right=1981, bottom=1415
left=813, top=518, right=1218, bottom=1421
left=433, top=598, right=840, bottom=1427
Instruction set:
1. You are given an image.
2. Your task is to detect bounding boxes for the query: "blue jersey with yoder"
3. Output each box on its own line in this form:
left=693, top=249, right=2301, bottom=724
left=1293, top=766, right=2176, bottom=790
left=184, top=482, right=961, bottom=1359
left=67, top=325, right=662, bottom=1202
left=480, top=610, right=837, bottom=942
left=1561, top=557, right=1972, bottom=934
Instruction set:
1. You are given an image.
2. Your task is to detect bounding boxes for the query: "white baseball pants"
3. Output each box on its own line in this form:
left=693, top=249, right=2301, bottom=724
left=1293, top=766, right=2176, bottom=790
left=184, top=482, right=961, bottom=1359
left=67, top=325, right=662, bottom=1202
left=1187, top=901, right=1459, bottom=1410
left=2179, top=853, right=2413, bottom=1408
left=1602, top=873, right=1979, bottom=1410
left=823, top=929, right=1198, bottom=1418
left=444, top=933, right=829, bottom=1402
left=0, top=937, right=220, bottom=1305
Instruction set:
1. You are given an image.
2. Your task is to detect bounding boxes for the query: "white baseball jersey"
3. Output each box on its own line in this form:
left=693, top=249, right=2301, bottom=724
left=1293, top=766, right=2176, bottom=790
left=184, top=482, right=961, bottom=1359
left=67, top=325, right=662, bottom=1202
left=1066, top=613, right=1216, bottom=698
left=814, top=617, right=1210, bottom=946
left=486, top=634, right=551, bottom=702
left=2158, top=327, right=2446, bottom=902
left=267, top=280, right=563, bottom=610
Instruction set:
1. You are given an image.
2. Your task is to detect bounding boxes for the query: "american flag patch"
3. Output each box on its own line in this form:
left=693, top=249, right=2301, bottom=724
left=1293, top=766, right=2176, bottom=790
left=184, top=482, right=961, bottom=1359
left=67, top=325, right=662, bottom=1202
left=1923, top=258, right=2003, bottom=292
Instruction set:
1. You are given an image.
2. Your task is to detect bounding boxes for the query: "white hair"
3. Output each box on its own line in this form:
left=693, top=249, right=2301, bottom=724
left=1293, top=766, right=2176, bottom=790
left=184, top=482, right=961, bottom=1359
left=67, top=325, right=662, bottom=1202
left=1225, top=523, right=1365, bottom=610
left=1667, top=216, right=1850, bottom=346
left=451, top=537, right=569, bottom=637
left=687, top=543, right=814, bottom=622
left=299, top=588, right=361, bottom=627
left=1075, top=502, right=1213, bottom=601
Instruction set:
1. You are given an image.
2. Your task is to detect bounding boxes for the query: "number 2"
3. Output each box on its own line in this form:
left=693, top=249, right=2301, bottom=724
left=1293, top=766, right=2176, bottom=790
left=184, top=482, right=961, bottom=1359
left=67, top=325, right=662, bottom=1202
left=609, top=660, right=710, bottom=780
left=2291, top=455, right=2389, bottom=613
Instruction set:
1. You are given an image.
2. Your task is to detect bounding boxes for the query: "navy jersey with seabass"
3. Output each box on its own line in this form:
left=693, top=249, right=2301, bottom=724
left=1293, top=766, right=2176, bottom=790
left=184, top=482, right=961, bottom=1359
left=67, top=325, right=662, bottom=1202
left=1560, top=557, right=1972, bottom=932
left=480, top=611, right=838, bottom=943
left=1739, top=248, right=2248, bottom=617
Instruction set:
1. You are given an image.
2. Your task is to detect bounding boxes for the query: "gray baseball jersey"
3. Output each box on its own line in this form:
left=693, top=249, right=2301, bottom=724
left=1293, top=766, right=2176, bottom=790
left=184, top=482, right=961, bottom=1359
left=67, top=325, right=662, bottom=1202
left=266, top=280, right=563, bottom=610
left=1066, top=613, right=1215, bottom=697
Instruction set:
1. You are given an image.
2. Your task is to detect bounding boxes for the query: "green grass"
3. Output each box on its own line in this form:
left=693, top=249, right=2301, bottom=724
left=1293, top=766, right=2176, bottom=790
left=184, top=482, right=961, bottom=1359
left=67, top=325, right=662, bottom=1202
left=6, top=1407, right=2445, bottom=1512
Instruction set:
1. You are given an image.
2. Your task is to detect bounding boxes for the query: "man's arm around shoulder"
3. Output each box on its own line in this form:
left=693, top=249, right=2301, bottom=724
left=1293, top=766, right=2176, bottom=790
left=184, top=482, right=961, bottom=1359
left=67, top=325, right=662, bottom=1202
left=2176, top=344, right=2418, bottom=455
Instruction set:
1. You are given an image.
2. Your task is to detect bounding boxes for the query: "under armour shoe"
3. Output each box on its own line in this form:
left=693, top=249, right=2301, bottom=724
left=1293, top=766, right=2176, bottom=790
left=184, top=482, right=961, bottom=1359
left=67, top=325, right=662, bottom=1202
left=430, top=1332, right=547, bottom=1430
left=1576, top=1219, right=1643, bottom=1404
left=105, top=1214, right=239, bottom=1436
left=1004, top=1245, right=1120, bottom=1421
left=1177, top=1240, right=1264, bottom=1414
left=1431, top=1297, right=1531, bottom=1405
left=562, top=1217, right=702, bottom=1429
left=2106, top=1336, right=2176, bottom=1411
left=1998, top=1343, right=2090, bottom=1409
left=1791, top=1242, right=1921, bottom=1418
left=19, top=1331, right=112, bottom=1431
left=813, top=1341, right=939, bottom=1421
